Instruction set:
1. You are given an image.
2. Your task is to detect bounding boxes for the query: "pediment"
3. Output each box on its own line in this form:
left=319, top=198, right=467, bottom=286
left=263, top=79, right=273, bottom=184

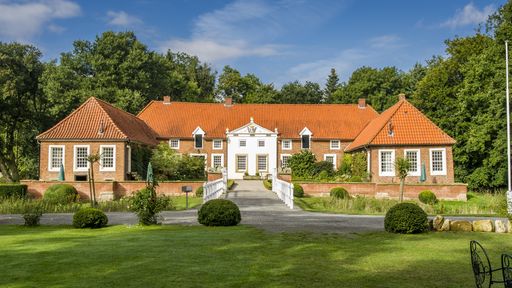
left=228, top=119, right=275, bottom=135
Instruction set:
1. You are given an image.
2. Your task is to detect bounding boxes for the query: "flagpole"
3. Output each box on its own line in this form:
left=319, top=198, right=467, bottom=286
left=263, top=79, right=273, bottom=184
left=506, top=41, right=512, bottom=214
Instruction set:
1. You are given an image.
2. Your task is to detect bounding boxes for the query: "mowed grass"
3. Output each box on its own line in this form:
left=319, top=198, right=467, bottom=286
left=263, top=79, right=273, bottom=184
left=1, top=225, right=511, bottom=288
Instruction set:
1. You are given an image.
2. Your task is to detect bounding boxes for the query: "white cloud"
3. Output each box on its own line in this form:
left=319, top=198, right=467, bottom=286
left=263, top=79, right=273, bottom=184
left=441, top=3, right=495, bottom=29
left=369, top=35, right=403, bottom=49
left=106, top=11, right=142, bottom=27
left=0, top=0, right=80, bottom=41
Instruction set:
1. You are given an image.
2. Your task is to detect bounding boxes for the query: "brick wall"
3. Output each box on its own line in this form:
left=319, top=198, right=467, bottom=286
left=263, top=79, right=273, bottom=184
left=170, top=138, right=227, bottom=168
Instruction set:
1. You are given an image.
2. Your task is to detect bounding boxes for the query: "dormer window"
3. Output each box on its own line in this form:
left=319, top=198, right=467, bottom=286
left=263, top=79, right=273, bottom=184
left=299, top=127, right=312, bottom=149
left=192, top=127, right=205, bottom=149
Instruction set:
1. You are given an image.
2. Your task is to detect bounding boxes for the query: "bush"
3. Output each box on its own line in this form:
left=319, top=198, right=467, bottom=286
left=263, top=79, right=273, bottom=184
left=384, top=203, right=428, bottom=234
left=72, top=208, right=108, bottom=228
left=227, top=180, right=235, bottom=190
left=151, top=143, right=206, bottom=181
left=130, top=187, right=171, bottom=225
left=349, top=176, right=363, bottom=182
left=288, top=150, right=316, bottom=178
left=418, top=190, right=438, bottom=205
left=43, top=184, right=78, bottom=205
left=312, top=161, right=335, bottom=176
left=0, top=184, right=28, bottom=199
left=195, top=186, right=204, bottom=197
left=198, top=199, right=241, bottom=226
left=22, top=201, right=43, bottom=226
left=293, top=184, right=304, bottom=198
left=330, top=187, right=349, bottom=199
left=263, top=179, right=272, bottom=190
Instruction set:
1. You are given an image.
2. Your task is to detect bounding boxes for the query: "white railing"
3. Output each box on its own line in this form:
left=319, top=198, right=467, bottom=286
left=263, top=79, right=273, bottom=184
left=271, top=168, right=294, bottom=209
left=203, top=168, right=227, bottom=203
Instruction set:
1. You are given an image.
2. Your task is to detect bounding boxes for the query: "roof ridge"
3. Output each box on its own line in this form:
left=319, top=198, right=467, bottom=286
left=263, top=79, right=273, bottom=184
left=363, top=100, right=404, bottom=147
left=149, top=101, right=373, bottom=107
left=92, top=99, right=130, bottom=140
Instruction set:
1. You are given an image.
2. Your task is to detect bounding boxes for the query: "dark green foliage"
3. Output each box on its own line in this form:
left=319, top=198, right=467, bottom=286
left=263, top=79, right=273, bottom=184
left=0, top=184, right=28, bottom=199
left=330, top=187, right=349, bottom=199
left=197, top=199, right=241, bottom=226
left=293, top=184, right=304, bottom=198
left=313, top=161, right=335, bottom=176
left=418, top=190, right=438, bottom=205
left=43, top=184, right=78, bottom=205
left=288, top=150, right=316, bottom=178
left=195, top=186, right=204, bottom=197
left=350, top=152, right=368, bottom=179
left=130, top=187, right=171, bottom=225
left=349, top=176, right=362, bottom=182
left=277, top=81, right=323, bottom=104
left=217, top=65, right=278, bottom=104
left=227, top=180, right=235, bottom=190
left=151, top=143, right=206, bottom=181
left=130, top=144, right=152, bottom=180
left=384, top=203, right=428, bottom=234
left=22, top=201, right=43, bottom=226
left=263, top=179, right=272, bottom=190
left=324, top=68, right=340, bottom=103
left=72, top=207, right=108, bottom=229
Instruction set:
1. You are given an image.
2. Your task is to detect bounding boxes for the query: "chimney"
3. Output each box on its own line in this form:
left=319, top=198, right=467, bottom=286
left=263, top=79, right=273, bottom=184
left=163, top=96, right=171, bottom=105
left=224, top=97, right=233, bottom=107
left=398, top=93, right=406, bottom=101
left=358, top=98, right=366, bottom=109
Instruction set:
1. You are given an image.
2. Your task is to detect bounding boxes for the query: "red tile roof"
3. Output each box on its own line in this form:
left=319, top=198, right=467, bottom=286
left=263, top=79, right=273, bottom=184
left=345, top=99, right=456, bottom=151
left=137, top=101, right=380, bottom=140
left=37, top=97, right=158, bottom=145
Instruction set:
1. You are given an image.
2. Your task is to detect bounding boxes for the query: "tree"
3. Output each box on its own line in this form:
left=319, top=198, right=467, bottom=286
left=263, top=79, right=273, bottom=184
left=324, top=68, right=340, bottom=103
left=277, top=81, right=323, bottom=104
left=0, top=42, right=45, bottom=182
left=395, top=157, right=410, bottom=202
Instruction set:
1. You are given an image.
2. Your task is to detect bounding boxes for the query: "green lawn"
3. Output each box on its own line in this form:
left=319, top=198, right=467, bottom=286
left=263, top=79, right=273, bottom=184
left=1, top=225, right=510, bottom=287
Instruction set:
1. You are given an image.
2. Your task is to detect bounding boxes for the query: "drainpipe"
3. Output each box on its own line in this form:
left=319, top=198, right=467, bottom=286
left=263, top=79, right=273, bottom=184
left=365, top=146, right=371, bottom=181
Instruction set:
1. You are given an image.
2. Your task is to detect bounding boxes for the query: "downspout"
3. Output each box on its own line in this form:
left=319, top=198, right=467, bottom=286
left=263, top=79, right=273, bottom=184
left=365, top=146, right=371, bottom=182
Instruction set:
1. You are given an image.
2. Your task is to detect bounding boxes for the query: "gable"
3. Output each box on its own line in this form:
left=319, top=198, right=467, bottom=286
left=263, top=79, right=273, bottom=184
left=229, top=118, right=276, bottom=135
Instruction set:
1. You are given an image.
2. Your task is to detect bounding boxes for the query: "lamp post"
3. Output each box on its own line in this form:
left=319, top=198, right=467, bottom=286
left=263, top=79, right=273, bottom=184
left=506, top=41, right=512, bottom=214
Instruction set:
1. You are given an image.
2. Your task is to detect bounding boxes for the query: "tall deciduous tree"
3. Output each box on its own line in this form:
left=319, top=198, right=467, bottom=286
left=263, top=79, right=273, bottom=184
left=277, top=81, right=323, bottom=104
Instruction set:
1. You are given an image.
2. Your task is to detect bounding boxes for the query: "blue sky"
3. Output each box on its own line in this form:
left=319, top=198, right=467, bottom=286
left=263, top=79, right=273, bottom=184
left=0, top=0, right=504, bottom=86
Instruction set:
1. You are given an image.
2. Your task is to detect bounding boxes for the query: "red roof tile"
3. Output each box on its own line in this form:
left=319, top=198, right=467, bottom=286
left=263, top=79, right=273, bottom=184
left=137, top=101, right=380, bottom=139
left=37, top=97, right=158, bottom=145
left=345, top=99, right=456, bottom=151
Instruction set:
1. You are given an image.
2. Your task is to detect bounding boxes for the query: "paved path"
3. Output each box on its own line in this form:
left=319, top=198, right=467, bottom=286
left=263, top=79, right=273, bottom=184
left=0, top=180, right=506, bottom=233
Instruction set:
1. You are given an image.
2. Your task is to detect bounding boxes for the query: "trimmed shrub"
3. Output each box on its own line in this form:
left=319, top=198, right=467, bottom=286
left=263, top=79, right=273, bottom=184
left=227, top=180, right=235, bottom=190
left=73, top=208, right=108, bottom=228
left=0, top=184, right=28, bottom=199
left=312, top=161, right=335, bottom=176
left=293, top=184, right=304, bottom=198
left=130, top=187, right=171, bottom=225
left=22, top=201, right=43, bottom=226
left=349, top=176, right=362, bottom=182
left=418, top=190, right=438, bottom=205
left=43, top=184, right=78, bottom=205
left=330, top=187, right=349, bottom=199
left=384, top=203, right=428, bottom=234
left=195, top=186, right=204, bottom=197
left=263, top=179, right=272, bottom=190
left=198, top=199, right=241, bottom=226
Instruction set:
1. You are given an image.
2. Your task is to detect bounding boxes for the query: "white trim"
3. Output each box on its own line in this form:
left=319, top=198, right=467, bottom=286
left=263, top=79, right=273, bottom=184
left=127, top=145, right=132, bottom=173
left=378, top=149, right=395, bottom=177
left=299, top=127, right=312, bottom=135
left=330, top=140, right=341, bottom=150
left=73, top=145, right=90, bottom=172
left=212, top=139, right=223, bottom=150
left=323, top=154, right=337, bottom=169
left=169, top=139, right=180, bottom=149
left=48, top=145, right=65, bottom=172
left=99, top=145, right=116, bottom=172
left=282, top=139, right=292, bottom=150
left=257, top=154, right=269, bottom=172
left=192, top=126, right=205, bottom=135
left=281, top=154, right=291, bottom=168
left=430, top=148, right=447, bottom=176
left=211, top=153, right=224, bottom=168
left=404, top=149, right=421, bottom=176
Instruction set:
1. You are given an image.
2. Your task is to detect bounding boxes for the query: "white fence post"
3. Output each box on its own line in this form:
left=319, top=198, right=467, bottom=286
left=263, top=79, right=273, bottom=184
left=202, top=170, right=226, bottom=203
left=271, top=168, right=294, bottom=209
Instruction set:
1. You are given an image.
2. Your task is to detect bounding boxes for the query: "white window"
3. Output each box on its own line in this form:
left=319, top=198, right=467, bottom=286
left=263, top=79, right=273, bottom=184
left=404, top=149, right=421, bottom=176
left=379, top=149, right=395, bottom=176
left=194, top=134, right=203, bottom=149
left=169, top=139, right=180, bottom=149
left=236, top=155, right=247, bottom=172
left=48, top=145, right=65, bottom=172
left=281, top=154, right=291, bottom=168
left=282, top=140, right=292, bottom=150
left=100, top=145, right=116, bottom=172
left=330, top=140, right=341, bottom=150
left=73, top=145, right=90, bottom=172
left=258, top=140, right=265, bottom=147
left=239, top=139, right=246, bottom=147
left=430, top=148, right=447, bottom=175
left=257, top=155, right=268, bottom=172
left=324, top=154, right=337, bottom=169
left=213, top=139, right=223, bottom=150
left=211, top=154, right=224, bottom=168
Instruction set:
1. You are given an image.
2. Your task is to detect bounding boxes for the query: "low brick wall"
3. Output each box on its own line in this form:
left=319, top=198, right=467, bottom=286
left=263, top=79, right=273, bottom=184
left=21, top=180, right=204, bottom=200
left=297, top=181, right=467, bottom=200
left=207, top=173, right=222, bottom=181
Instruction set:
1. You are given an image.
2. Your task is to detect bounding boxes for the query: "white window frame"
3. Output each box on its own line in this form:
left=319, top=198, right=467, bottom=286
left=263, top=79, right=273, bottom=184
left=404, top=149, right=421, bottom=176
left=330, top=140, right=341, bottom=150
left=239, top=139, right=247, bottom=147
left=99, top=145, right=116, bottom=172
left=257, top=154, right=268, bottom=172
left=236, top=154, right=247, bottom=172
left=258, top=139, right=265, bottom=147
left=430, top=148, right=447, bottom=176
left=324, top=154, right=337, bottom=169
left=212, top=139, right=223, bottom=150
left=211, top=153, right=224, bottom=168
left=169, top=139, right=180, bottom=149
left=48, top=145, right=65, bottom=172
left=73, top=145, right=90, bottom=172
left=282, top=139, right=292, bottom=150
left=378, top=149, right=395, bottom=177
left=281, top=154, right=291, bottom=168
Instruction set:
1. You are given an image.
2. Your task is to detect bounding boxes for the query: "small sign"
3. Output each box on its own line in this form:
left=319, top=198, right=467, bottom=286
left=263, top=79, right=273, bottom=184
left=182, top=186, right=192, bottom=193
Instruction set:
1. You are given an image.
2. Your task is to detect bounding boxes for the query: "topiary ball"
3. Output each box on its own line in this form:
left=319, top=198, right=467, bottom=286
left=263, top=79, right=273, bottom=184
left=293, top=184, right=304, bottom=198
left=418, top=190, right=438, bottom=205
left=384, top=203, right=428, bottom=234
left=330, top=187, right=349, bottom=199
left=73, top=207, right=108, bottom=229
left=198, top=199, right=241, bottom=226
left=44, top=184, right=78, bottom=205
left=195, top=186, right=204, bottom=197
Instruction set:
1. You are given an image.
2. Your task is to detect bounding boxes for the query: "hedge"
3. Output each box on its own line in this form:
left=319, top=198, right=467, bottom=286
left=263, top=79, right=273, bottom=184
left=0, top=184, right=28, bottom=198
